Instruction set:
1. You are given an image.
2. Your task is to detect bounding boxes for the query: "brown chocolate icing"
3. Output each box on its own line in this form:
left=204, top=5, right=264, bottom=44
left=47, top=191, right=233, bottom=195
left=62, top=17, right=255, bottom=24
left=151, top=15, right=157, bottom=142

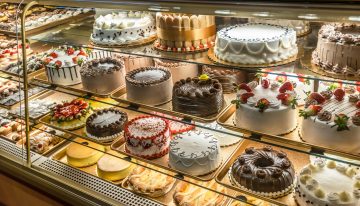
left=172, top=76, right=224, bottom=117
left=231, top=146, right=295, bottom=193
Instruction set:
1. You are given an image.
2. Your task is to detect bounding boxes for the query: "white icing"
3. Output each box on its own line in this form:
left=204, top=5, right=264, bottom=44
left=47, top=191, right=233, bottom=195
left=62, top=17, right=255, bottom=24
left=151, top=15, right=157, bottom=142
left=133, top=69, right=166, bottom=82
left=127, top=117, right=166, bottom=138
left=91, top=112, right=121, bottom=126
left=248, top=18, right=310, bottom=36
left=197, top=122, right=242, bottom=147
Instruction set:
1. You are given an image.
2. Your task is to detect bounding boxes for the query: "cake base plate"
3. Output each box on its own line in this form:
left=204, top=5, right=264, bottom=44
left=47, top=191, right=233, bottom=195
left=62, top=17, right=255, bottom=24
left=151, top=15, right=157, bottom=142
left=154, top=40, right=213, bottom=53
left=89, top=35, right=157, bottom=48
left=207, top=48, right=298, bottom=68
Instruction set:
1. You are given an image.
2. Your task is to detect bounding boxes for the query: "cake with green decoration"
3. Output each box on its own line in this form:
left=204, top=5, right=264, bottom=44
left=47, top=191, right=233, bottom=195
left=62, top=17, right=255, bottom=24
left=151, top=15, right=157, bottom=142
left=300, top=87, right=360, bottom=153
left=172, top=74, right=224, bottom=117
left=50, top=99, right=92, bottom=130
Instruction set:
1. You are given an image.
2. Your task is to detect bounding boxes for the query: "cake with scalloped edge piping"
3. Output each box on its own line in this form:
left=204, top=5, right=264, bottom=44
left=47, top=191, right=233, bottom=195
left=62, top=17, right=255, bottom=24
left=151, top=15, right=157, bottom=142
left=295, top=159, right=360, bottom=206
left=248, top=18, right=310, bottom=37
left=233, top=79, right=298, bottom=135
left=214, top=23, right=298, bottom=65
left=124, top=116, right=171, bottom=159
left=169, top=130, right=221, bottom=176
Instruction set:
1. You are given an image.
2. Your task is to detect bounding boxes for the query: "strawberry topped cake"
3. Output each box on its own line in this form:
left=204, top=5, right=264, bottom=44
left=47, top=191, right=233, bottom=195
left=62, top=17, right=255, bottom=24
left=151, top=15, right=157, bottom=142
left=300, top=87, right=360, bottom=153
left=50, top=99, right=92, bottom=130
left=42, top=46, right=90, bottom=86
left=0, top=43, right=32, bottom=66
left=232, top=79, right=298, bottom=135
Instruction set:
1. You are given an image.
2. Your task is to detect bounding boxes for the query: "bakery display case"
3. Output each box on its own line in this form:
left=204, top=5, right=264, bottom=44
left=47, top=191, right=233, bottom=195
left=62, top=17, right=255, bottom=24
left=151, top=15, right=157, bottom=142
left=1, top=1, right=360, bottom=206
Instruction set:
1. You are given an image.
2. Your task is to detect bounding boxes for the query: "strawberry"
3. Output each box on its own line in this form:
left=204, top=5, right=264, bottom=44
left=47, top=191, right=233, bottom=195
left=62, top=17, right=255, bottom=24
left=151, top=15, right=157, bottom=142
left=2, top=49, right=10, bottom=54
left=356, top=82, right=360, bottom=93
left=261, top=79, right=270, bottom=89
left=72, top=56, right=78, bottom=64
left=298, top=74, right=311, bottom=85
left=43, top=58, right=52, bottom=65
left=237, top=83, right=252, bottom=92
left=299, top=105, right=322, bottom=119
left=277, top=93, right=298, bottom=108
left=331, top=114, right=349, bottom=131
left=78, top=49, right=87, bottom=56
left=67, top=47, right=75, bottom=55
left=334, top=88, right=345, bottom=101
left=279, top=81, right=294, bottom=93
left=255, top=98, right=270, bottom=112
left=277, top=93, right=290, bottom=103
left=356, top=100, right=360, bottom=109
left=309, top=92, right=326, bottom=104
left=49, top=52, right=58, bottom=58
left=0, top=54, right=4, bottom=58
left=240, top=92, right=254, bottom=103
left=275, top=73, right=287, bottom=83
left=54, top=60, right=62, bottom=68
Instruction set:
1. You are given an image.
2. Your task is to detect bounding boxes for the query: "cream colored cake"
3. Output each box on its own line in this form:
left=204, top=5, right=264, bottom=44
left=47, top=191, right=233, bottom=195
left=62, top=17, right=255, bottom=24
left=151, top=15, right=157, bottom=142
left=97, top=151, right=134, bottom=181
left=66, top=140, right=105, bottom=167
left=114, top=53, right=154, bottom=73
left=154, top=58, right=199, bottom=83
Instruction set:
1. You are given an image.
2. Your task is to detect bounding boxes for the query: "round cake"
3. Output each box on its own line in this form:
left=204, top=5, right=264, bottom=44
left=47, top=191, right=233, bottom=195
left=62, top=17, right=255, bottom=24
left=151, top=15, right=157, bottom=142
left=172, top=75, right=224, bottom=117
left=85, top=108, right=128, bottom=143
left=300, top=89, right=360, bottom=153
left=173, top=181, right=227, bottom=206
left=169, top=130, right=221, bottom=176
left=80, top=57, right=125, bottom=94
left=312, top=23, right=360, bottom=78
left=154, top=58, right=199, bottom=83
left=248, top=18, right=310, bottom=37
left=114, top=53, right=153, bottom=73
left=90, top=11, right=156, bottom=46
left=125, top=166, right=176, bottom=197
left=234, top=80, right=298, bottom=135
left=295, top=159, right=360, bottom=206
left=50, top=99, right=92, bottom=130
left=42, top=46, right=89, bottom=86
left=214, top=23, right=298, bottom=65
left=97, top=151, right=134, bottom=181
left=155, top=13, right=215, bottom=52
left=202, top=65, right=247, bottom=93
left=124, top=116, right=171, bottom=159
left=230, top=146, right=296, bottom=198
left=66, top=140, right=105, bottom=167
left=126, top=67, right=173, bottom=105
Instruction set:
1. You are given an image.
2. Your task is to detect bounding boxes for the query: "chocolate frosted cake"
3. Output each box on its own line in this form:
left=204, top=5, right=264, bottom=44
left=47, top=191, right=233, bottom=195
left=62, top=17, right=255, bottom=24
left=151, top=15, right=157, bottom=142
left=202, top=65, right=246, bottom=93
left=80, top=57, right=125, bottom=93
left=230, top=146, right=296, bottom=198
left=86, top=108, right=128, bottom=143
left=172, top=75, right=224, bottom=117
left=126, top=67, right=173, bottom=105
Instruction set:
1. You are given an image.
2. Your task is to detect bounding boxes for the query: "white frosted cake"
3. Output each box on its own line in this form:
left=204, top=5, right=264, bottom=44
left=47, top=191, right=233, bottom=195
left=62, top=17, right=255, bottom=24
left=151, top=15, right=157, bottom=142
left=234, top=80, right=298, bottom=135
left=214, top=23, right=298, bottom=65
left=43, top=46, right=89, bottom=86
left=154, top=59, right=198, bottom=83
left=169, top=130, right=221, bottom=176
left=91, top=11, right=156, bottom=46
left=295, top=159, right=360, bottom=206
left=248, top=18, right=310, bottom=36
left=300, top=88, right=360, bottom=153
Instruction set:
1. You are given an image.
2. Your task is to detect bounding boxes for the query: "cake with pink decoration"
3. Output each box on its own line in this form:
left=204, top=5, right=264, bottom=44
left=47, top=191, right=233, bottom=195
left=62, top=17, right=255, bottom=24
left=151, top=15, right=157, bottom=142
left=233, top=79, right=298, bottom=135
left=299, top=87, right=360, bottom=153
left=124, top=116, right=170, bottom=159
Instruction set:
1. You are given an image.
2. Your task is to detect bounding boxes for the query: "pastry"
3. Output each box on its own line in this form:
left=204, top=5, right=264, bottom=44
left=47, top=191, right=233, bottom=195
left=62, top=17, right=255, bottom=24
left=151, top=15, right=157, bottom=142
left=173, top=181, right=227, bottom=206
left=295, top=159, right=360, bottom=206
left=233, top=80, right=298, bottom=135
left=169, top=130, right=221, bottom=176
left=66, top=140, right=105, bottom=167
left=124, top=116, right=171, bottom=159
left=126, top=67, right=173, bottom=105
left=97, top=150, right=134, bottom=181
left=0, top=79, right=44, bottom=106
left=312, top=23, right=360, bottom=78
left=125, top=166, right=176, bottom=197
left=80, top=57, right=125, bottom=93
left=0, top=119, right=25, bottom=139
left=214, top=23, right=298, bottom=65
left=11, top=99, right=56, bottom=119
left=154, top=58, right=199, bottom=83
left=230, top=146, right=296, bottom=198
left=85, top=108, right=127, bottom=143
left=50, top=99, right=92, bottom=130
left=155, top=13, right=215, bottom=52
left=248, top=18, right=310, bottom=36
left=202, top=65, right=246, bottom=93
left=172, top=75, right=224, bottom=117
left=42, top=46, right=90, bottom=86
left=3, top=54, right=44, bottom=76
left=299, top=88, right=360, bottom=153
left=90, top=11, right=156, bottom=46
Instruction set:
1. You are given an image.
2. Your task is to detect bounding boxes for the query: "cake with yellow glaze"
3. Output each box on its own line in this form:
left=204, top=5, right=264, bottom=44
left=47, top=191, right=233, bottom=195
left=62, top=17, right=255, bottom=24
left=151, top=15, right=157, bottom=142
left=66, top=140, right=105, bottom=167
left=97, top=151, right=134, bottom=181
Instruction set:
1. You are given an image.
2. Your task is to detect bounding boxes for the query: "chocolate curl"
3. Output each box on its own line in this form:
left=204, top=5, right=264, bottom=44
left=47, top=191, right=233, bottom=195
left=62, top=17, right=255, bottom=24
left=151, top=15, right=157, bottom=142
left=174, top=15, right=183, bottom=49
left=182, top=15, right=191, bottom=49
left=198, top=15, right=207, bottom=46
left=165, top=15, right=175, bottom=48
left=190, top=15, right=200, bottom=48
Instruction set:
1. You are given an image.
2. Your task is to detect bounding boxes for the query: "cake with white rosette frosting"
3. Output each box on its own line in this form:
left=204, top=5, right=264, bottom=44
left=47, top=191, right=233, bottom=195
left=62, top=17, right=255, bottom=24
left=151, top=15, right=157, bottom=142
left=169, top=130, right=221, bottom=176
left=295, top=159, right=360, bottom=206
left=214, top=23, right=298, bottom=65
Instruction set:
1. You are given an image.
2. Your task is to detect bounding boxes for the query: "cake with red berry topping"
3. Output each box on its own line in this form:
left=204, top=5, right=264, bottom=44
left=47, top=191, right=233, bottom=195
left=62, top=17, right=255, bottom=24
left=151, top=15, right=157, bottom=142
left=42, top=46, right=90, bottom=86
left=300, top=87, right=360, bottom=153
left=124, top=116, right=170, bottom=159
left=49, top=99, right=92, bottom=130
left=232, top=79, right=298, bottom=135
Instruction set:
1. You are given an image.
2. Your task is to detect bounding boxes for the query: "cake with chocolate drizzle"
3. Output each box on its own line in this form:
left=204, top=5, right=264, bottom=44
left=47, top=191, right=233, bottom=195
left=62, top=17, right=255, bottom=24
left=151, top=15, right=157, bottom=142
left=126, top=67, right=173, bottom=105
left=172, top=74, right=224, bottom=117
left=80, top=57, right=125, bottom=93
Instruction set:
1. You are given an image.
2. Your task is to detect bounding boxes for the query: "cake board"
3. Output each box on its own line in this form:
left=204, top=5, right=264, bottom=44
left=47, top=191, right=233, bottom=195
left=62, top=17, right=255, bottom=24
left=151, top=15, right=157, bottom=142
left=215, top=139, right=310, bottom=206
left=89, top=35, right=157, bottom=48
left=154, top=40, right=213, bottom=54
